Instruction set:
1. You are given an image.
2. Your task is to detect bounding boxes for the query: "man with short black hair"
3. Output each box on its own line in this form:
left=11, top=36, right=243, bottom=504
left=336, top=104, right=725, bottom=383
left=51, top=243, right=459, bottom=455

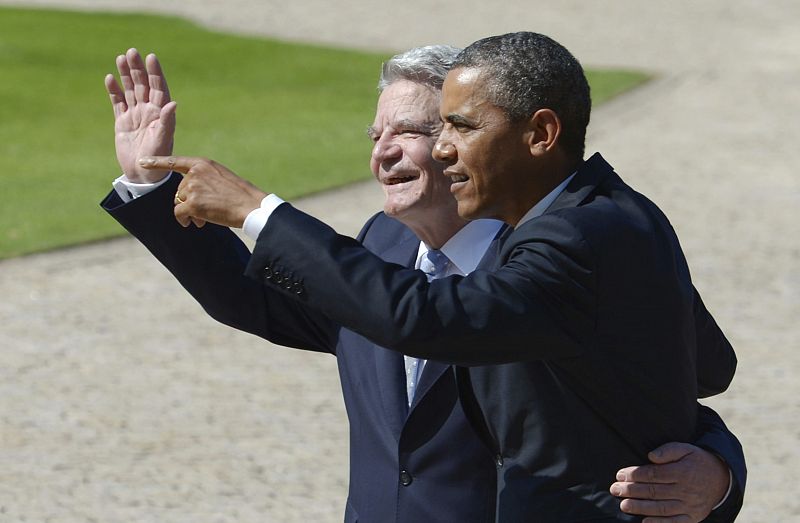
left=110, top=35, right=743, bottom=521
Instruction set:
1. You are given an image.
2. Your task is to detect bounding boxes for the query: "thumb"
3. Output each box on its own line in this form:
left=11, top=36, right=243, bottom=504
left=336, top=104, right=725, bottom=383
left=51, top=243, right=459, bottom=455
left=648, top=441, right=694, bottom=464
left=160, top=100, right=177, bottom=127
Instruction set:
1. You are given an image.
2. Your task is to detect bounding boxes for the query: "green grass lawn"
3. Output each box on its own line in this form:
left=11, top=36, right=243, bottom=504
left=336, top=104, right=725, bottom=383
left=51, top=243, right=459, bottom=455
left=0, top=7, right=648, bottom=259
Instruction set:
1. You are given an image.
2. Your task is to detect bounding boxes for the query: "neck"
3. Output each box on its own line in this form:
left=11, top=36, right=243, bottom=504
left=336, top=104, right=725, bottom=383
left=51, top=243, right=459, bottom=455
left=402, top=214, right=468, bottom=250
left=506, top=154, right=580, bottom=226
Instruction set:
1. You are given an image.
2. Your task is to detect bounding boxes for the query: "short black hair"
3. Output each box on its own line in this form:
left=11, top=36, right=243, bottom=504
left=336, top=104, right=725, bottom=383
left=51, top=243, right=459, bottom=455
left=453, top=32, right=591, bottom=160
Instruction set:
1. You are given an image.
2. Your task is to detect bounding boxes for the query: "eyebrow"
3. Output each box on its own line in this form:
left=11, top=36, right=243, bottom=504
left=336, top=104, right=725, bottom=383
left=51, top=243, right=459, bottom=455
left=366, top=119, right=440, bottom=138
left=443, top=114, right=472, bottom=126
left=395, top=119, right=439, bottom=133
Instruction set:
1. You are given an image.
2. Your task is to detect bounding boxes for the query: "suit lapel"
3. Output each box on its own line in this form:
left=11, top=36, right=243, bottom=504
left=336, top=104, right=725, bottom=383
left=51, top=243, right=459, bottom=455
left=449, top=225, right=511, bottom=451
left=409, top=223, right=511, bottom=413
left=408, top=361, right=448, bottom=412
left=371, top=228, right=420, bottom=435
left=477, top=223, right=512, bottom=271
left=373, top=343, right=408, bottom=435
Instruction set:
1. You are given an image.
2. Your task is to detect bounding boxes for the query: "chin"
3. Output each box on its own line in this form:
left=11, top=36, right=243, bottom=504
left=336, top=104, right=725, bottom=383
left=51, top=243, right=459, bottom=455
left=384, top=194, right=422, bottom=217
left=384, top=204, right=410, bottom=219
left=456, top=203, right=480, bottom=221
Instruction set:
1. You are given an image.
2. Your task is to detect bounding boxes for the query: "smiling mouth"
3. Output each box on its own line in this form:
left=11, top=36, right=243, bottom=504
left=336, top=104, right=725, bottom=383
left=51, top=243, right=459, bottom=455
left=384, top=175, right=418, bottom=185
left=448, top=173, right=469, bottom=183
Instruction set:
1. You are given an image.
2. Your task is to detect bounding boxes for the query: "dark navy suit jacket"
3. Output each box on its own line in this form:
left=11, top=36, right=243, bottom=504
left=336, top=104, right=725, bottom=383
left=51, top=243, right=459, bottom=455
left=238, top=153, right=745, bottom=521
left=103, top=180, right=497, bottom=522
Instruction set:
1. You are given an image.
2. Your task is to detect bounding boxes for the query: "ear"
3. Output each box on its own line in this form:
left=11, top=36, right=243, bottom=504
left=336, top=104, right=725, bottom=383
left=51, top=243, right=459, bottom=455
left=527, top=109, right=562, bottom=157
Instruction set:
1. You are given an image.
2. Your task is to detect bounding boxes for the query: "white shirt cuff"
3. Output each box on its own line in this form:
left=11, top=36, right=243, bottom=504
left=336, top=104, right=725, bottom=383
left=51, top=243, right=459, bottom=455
left=112, top=172, right=173, bottom=202
left=711, top=468, right=734, bottom=511
left=243, top=194, right=285, bottom=240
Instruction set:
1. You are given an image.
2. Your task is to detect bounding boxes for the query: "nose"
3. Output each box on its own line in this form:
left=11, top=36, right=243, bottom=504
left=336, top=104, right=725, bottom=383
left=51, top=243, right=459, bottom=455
left=433, top=133, right=456, bottom=163
left=372, top=135, right=402, bottom=164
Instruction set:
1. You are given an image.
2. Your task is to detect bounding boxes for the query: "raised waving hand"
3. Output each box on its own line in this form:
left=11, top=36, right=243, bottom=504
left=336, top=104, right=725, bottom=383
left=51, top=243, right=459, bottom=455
left=104, top=48, right=176, bottom=183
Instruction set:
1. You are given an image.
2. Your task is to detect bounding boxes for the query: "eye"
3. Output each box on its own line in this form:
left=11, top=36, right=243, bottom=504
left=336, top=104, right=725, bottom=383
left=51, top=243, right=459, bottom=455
left=444, top=117, right=474, bottom=133
left=442, top=121, right=467, bottom=134
left=366, top=126, right=381, bottom=143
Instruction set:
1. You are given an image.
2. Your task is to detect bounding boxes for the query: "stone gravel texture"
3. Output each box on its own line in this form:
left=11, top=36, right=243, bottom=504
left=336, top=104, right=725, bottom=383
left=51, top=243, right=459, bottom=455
left=0, top=1, right=798, bottom=521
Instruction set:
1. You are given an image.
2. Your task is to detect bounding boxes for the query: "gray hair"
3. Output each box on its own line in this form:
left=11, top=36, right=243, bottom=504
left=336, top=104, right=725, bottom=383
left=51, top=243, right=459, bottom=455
left=377, top=45, right=462, bottom=92
left=453, top=32, right=592, bottom=160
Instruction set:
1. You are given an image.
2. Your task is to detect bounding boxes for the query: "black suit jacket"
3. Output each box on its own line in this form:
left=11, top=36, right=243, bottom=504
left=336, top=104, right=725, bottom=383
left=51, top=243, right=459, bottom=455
left=102, top=182, right=497, bottom=523
left=243, top=153, right=744, bottom=521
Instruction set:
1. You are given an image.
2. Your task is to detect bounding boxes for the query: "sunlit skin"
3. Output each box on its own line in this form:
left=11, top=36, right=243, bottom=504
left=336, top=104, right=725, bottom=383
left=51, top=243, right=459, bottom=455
left=104, top=48, right=176, bottom=184
left=368, top=80, right=467, bottom=248
left=433, top=67, right=570, bottom=226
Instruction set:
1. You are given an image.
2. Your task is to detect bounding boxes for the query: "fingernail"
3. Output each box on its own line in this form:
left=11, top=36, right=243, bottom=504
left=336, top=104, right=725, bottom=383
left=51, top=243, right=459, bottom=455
left=616, top=471, right=625, bottom=481
left=138, top=157, right=153, bottom=166
left=650, top=448, right=662, bottom=459
left=610, top=484, right=621, bottom=496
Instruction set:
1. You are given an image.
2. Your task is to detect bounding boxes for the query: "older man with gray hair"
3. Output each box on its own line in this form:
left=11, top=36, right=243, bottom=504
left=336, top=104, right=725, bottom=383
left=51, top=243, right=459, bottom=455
left=105, top=43, right=742, bottom=522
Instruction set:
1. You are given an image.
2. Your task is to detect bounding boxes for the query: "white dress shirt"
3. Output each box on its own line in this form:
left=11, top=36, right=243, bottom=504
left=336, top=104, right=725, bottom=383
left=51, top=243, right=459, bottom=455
left=405, top=218, right=504, bottom=399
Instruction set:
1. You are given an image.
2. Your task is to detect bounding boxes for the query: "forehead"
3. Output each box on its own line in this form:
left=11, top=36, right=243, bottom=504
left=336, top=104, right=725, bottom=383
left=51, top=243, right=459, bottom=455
left=440, top=67, right=494, bottom=114
left=373, top=80, right=441, bottom=124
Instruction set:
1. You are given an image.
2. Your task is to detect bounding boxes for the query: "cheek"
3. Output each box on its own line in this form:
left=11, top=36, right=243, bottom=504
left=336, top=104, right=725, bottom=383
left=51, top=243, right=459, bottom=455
left=428, top=170, right=452, bottom=195
left=406, top=140, right=437, bottom=167
left=467, top=148, right=494, bottom=192
left=412, top=150, right=447, bottom=190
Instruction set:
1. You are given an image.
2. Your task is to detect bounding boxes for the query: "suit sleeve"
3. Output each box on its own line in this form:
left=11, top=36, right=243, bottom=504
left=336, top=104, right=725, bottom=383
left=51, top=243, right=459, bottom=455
left=693, top=288, right=737, bottom=397
left=245, top=204, right=593, bottom=365
left=101, top=175, right=339, bottom=354
left=693, top=405, right=746, bottom=522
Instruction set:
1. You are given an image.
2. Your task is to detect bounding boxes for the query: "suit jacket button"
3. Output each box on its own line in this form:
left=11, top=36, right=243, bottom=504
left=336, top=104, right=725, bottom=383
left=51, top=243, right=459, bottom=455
left=293, top=282, right=304, bottom=295
left=264, top=267, right=273, bottom=281
left=495, top=454, right=504, bottom=468
left=399, top=470, right=413, bottom=486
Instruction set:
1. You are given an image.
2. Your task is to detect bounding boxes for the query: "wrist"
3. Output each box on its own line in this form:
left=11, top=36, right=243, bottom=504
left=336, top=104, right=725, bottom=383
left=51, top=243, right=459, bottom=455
left=234, top=192, right=268, bottom=228
left=243, top=194, right=285, bottom=239
left=123, top=169, right=171, bottom=184
left=114, top=172, right=173, bottom=201
left=711, top=464, right=734, bottom=511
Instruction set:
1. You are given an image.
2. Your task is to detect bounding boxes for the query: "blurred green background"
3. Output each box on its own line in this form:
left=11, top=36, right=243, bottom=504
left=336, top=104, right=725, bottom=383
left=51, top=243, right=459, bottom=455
left=0, top=7, right=648, bottom=259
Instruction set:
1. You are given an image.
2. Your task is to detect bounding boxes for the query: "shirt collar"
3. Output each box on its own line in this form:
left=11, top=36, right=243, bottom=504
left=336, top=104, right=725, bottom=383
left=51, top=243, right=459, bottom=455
left=417, top=219, right=504, bottom=276
left=516, top=172, right=577, bottom=228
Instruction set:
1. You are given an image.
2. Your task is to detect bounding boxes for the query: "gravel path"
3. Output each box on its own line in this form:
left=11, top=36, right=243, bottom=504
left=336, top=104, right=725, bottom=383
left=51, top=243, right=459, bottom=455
left=0, top=1, right=798, bottom=521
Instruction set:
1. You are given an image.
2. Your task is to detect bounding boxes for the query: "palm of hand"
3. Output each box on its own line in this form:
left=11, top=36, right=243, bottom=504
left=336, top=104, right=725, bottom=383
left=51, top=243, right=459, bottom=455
left=116, top=101, right=174, bottom=182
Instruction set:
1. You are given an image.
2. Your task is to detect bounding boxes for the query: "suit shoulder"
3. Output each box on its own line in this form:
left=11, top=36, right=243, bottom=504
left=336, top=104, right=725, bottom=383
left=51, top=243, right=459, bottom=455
left=505, top=181, right=679, bottom=267
left=555, top=179, right=677, bottom=249
left=358, top=212, right=416, bottom=251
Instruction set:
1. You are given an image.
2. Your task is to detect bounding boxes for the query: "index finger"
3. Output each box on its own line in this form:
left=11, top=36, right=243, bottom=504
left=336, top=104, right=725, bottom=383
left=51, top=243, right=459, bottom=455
left=616, top=464, right=679, bottom=484
left=139, top=155, right=201, bottom=174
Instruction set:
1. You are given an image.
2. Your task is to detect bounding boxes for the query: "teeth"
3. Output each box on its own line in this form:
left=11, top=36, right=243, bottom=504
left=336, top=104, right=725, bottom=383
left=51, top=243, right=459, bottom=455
left=450, top=175, right=469, bottom=183
left=387, top=176, right=415, bottom=185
